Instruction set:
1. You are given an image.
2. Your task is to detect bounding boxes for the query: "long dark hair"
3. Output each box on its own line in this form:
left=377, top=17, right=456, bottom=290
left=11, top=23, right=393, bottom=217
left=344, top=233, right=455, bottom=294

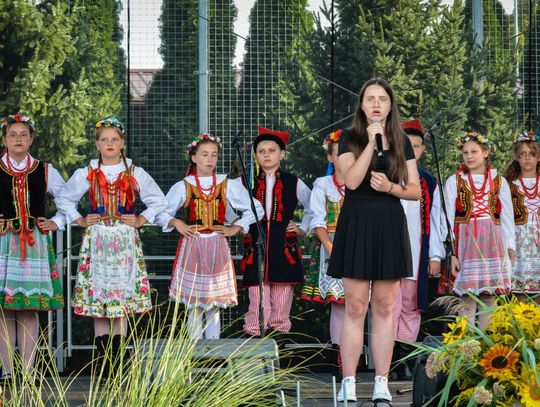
left=347, top=77, right=408, bottom=183
left=504, top=141, right=540, bottom=181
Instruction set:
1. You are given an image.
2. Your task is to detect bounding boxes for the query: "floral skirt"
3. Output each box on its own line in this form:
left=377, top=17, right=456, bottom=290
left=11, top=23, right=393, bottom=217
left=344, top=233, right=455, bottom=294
left=454, top=219, right=511, bottom=296
left=73, top=220, right=151, bottom=318
left=170, top=233, right=237, bottom=310
left=512, top=222, right=540, bottom=293
left=0, top=230, right=63, bottom=311
left=300, top=233, right=345, bottom=304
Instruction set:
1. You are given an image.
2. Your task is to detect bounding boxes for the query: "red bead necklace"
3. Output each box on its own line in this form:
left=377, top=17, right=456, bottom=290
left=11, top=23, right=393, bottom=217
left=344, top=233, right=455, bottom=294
left=518, top=174, right=540, bottom=199
left=467, top=169, right=489, bottom=199
left=6, top=152, right=31, bottom=174
left=194, top=172, right=217, bottom=202
left=332, top=173, right=345, bottom=197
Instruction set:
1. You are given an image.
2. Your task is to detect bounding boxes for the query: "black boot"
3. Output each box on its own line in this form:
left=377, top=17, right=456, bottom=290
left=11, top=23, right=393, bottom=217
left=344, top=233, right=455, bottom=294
left=396, top=342, right=413, bottom=381
left=111, top=334, right=130, bottom=373
left=93, top=334, right=111, bottom=378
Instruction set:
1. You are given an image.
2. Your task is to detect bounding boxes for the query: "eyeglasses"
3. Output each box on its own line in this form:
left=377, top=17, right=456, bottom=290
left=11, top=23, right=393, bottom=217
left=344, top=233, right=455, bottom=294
left=364, top=96, right=391, bottom=106
left=98, top=138, right=122, bottom=145
left=6, top=133, right=31, bottom=140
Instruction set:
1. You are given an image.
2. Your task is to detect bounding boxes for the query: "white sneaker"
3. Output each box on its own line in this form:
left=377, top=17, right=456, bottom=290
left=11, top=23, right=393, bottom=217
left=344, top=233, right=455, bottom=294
left=372, top=375, right=392, bottom=401
left=337, top=376, right=357, bottom=402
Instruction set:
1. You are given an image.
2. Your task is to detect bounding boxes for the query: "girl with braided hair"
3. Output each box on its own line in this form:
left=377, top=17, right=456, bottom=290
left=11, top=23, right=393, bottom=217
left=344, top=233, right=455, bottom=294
left=57, top=118, right=167, bottom=363
left=156, top=134, right=263, bottom=339
left=0, top=113, right=66, bottom=379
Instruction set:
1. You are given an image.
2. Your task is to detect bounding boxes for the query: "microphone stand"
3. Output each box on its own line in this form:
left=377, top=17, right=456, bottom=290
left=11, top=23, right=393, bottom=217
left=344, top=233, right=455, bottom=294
left=425, top=122, right=455, bottom=294
left=232, top=132, right=267, bottom=338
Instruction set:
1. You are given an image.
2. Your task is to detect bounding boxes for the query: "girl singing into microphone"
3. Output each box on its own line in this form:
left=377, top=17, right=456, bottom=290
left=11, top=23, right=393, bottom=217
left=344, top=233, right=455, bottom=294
left=327, top=77, right=421, bottom=403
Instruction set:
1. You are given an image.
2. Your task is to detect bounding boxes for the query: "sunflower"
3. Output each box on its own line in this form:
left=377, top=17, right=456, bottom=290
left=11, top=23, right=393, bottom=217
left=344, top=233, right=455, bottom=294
left=442, top=316, right=468, bottom=344
left=519, top=376, right=540, bottom=407
left=478, top=344, right=520, bottom=381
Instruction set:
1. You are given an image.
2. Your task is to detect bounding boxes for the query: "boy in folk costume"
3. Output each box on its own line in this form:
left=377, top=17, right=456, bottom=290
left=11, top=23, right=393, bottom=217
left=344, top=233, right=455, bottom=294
left=241, top=127, right=311, bottom=337
left=392, top=118, right=446, bottom=379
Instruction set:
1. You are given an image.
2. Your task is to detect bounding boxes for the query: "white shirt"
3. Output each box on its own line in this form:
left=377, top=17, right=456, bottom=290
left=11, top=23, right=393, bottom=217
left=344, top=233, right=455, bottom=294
left=444, top=169, right=515, bottom=250
left=56, top=158, right=167, bottom=224
left=261, top=172, right=312, bottom=232
left=1, top=154, right=67, bottom=230
left=155, top=174, right=264, bottom=234
left=401, top=184, right=447, bottom=280
left=309, top=175, right=344, bottom=231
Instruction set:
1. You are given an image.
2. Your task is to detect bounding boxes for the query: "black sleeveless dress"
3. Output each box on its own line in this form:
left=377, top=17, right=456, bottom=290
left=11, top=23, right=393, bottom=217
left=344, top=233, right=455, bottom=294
left=327, top=129, right=414, bottom=280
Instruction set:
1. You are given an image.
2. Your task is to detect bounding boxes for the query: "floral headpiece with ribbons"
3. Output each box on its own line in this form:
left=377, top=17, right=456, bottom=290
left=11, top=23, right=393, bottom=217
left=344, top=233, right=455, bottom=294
left=457, top=132, right=490, bottom=149
left=186, top=133, right=222, bottom=152
left=1, top=113, right=36, bottom=135
left=513, top=129, right=540, bottom=144
left=95, top=117, right=125, bottom=135
left=322, top=129, right=342, bottom=150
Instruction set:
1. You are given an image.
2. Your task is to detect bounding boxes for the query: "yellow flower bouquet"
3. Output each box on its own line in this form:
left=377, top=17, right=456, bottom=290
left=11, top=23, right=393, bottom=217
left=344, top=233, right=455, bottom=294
left=423, top=299, right=540, bottom=406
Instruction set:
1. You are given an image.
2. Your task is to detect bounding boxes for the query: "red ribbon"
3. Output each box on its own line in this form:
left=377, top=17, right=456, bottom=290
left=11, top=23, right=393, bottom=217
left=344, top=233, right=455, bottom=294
left=87, top=168, right=108, bottom=211
left=274, top=179, right=284, bottom=222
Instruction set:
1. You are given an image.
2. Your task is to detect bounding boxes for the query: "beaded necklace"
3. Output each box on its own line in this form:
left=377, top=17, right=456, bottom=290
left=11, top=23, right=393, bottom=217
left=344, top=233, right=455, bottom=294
left=332, top=173, right=345, bottom=197
left=518, top=174, right=540, bottom=199
left=5, top=152, right=34, bottom=260
left=194, top=172, right=217, bottom=202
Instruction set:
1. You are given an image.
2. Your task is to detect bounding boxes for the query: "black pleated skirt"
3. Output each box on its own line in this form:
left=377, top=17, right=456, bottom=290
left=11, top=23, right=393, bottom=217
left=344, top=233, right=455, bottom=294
left=327, top=197, right=412, bottom=280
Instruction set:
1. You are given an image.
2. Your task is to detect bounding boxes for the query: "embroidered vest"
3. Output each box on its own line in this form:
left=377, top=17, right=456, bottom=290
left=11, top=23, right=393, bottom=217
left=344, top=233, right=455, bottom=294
left=0, top=160, right=47, bottom=235
left=241, top=170, right=303, bottom=285
left=183, top=178, right=227, bottom=232
left=325, top=198, right=343, bottom=234
left=454, top=174, right=502, bottom=225
left=87, top=165, right=139, bottom=218
left=509, top=181, right=540, bottom=225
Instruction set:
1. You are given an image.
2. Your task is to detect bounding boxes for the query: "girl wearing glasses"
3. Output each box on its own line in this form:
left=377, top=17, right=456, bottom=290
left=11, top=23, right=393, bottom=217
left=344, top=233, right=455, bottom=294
left=327, top=77, right=421, bottom=403
left=504, top=130, right=540, bottom=300
left=0, top=114, right=66, bottom=379
left=57, top=118, right=167, bottom=371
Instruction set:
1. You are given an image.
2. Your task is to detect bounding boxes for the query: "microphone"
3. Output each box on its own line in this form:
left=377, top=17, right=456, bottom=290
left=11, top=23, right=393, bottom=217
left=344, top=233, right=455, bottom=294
left=373, top=118, right=383, bottom=157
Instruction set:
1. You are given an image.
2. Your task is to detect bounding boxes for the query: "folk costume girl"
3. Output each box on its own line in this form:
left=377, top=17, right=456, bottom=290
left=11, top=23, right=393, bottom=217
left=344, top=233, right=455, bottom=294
left=241, top=126, right=312, bottom=338
left=156, top=134, right=262, bottom=340
left=504, top=130, right=540, bottom=296
left=299, top=130, right=346, bottom=352
left=444, top=132, right=515, bottom=329
left=0, top=113, right=66, bottom=377
left=57, top=118, right=167, bottom=349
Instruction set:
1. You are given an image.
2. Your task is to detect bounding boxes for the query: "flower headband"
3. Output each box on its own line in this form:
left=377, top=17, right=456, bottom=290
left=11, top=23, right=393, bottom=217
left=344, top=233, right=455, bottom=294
left=457, top=132, right=490, bottom=149
left=186, top=133, right=222, bottom=152
left=322, top=129, right=342, bottom=150
left=95, top=118, right=125, bottom=134
left=513, top=129, right=540, bottom=144
left=1, top=114, right=36, bottom=134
